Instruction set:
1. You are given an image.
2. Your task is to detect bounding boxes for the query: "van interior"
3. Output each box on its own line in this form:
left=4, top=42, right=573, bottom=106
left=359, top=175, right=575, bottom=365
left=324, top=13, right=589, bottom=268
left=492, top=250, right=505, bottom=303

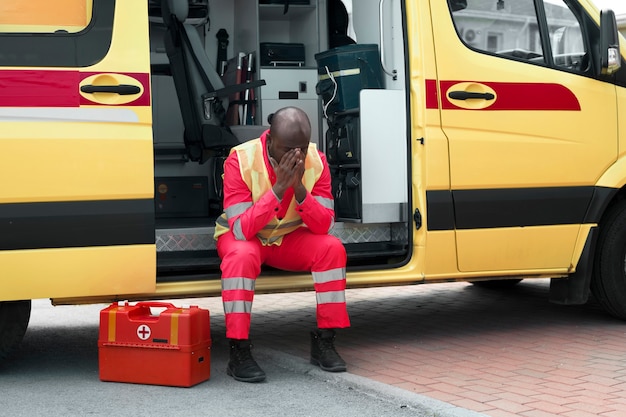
left=148, top=0, right=411, bottom=280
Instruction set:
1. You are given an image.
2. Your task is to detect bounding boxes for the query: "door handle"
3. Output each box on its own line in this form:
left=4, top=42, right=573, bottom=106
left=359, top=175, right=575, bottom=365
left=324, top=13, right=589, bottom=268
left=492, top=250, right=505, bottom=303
left=448, top=91, right=495, bottom=100
left=80, top=84, right=141, bottom=95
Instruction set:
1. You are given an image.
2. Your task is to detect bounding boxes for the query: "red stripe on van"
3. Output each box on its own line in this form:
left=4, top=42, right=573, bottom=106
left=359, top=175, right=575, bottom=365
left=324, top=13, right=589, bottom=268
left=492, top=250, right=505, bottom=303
left=426, top=80, right=581, bottom=111
left=425, top=79, right=439, bottom=109
left=0, top=70, right=80, bottom=107
left=0, top=70, right=150, bottom=107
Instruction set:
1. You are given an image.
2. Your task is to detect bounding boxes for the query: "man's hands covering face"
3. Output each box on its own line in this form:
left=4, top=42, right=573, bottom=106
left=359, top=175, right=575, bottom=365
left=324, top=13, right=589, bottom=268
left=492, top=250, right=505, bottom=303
left=271, top=148, right=307, bottom=202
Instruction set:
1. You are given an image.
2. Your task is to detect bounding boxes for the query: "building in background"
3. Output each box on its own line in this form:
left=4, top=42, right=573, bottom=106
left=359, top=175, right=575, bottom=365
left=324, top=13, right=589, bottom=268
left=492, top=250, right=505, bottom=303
left=451, top=0, right=583, bottom=58
left=618, top=13, right=626, bottom=37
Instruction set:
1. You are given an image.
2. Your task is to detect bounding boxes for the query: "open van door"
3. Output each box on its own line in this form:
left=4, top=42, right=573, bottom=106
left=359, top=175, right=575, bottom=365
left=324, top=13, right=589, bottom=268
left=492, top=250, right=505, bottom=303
left=0, top=1, right=156, bottom=301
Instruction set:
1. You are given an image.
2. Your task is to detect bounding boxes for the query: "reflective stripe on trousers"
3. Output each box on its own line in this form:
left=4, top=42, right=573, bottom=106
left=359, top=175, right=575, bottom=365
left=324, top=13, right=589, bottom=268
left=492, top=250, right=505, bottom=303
left=217, top=228, right=350, bottom=339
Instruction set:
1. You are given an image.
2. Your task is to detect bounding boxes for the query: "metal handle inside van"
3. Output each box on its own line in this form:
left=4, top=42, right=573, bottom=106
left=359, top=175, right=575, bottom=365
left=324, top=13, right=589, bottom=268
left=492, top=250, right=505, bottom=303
left=379, top=0, right=398, bottom=80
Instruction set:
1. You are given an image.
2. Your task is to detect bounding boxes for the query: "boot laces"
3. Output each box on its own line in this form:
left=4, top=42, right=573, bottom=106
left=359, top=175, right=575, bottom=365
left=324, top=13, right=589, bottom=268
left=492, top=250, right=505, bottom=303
left=233, top=343, right=255, bottom=364
left=318, top=335, right=338, bottom=354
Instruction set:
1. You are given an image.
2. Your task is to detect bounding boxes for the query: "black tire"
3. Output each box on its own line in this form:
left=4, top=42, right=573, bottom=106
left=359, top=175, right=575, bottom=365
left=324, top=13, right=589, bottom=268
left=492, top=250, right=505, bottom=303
left=0, top=300, right=31, bottom=364
left=471, top=279, right=523, bottom=289
left=591, top=199, right=626, bottom=320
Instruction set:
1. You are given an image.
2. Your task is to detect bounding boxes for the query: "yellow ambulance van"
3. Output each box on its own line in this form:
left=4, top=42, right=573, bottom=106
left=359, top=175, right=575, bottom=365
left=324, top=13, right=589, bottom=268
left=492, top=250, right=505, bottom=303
left=1, top=0, right=625, bottom=362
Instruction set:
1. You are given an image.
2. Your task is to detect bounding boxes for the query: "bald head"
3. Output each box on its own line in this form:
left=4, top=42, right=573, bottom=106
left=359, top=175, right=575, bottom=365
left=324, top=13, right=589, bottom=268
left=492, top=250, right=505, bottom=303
left=267, top=107, right=311, bottom=163
left=269, top=107, right=311, bottom=143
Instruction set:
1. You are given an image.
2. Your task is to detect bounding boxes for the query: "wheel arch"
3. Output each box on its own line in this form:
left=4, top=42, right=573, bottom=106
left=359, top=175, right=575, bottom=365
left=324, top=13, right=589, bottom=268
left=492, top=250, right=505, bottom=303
left=591, top=155, right=626, bottom=224
left=549, top=184, right=626, bottom=306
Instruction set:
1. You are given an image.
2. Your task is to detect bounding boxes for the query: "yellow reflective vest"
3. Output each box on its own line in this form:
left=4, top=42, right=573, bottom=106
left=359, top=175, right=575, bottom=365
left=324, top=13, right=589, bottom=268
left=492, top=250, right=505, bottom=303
left=214, top=138, right=324, bottom=245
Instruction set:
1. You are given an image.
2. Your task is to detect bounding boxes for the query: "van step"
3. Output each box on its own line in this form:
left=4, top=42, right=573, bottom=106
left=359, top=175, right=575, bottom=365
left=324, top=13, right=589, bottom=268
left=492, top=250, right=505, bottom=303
left=156, top=221, right=408, bottom=253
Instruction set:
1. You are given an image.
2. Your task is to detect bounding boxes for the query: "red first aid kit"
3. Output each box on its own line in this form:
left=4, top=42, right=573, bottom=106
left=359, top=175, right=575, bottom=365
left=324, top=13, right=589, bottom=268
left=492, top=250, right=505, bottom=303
left=98, top=301, right=211, bottom=387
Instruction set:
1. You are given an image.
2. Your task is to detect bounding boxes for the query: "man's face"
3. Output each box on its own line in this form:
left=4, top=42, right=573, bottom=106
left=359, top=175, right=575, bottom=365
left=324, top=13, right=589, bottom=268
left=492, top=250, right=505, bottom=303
left=268, top=132, right=309, bottom=164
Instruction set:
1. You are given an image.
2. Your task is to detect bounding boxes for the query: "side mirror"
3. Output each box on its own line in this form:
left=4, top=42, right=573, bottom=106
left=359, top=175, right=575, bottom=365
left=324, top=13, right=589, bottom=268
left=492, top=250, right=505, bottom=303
left=600, top=9, right=621, bottom=75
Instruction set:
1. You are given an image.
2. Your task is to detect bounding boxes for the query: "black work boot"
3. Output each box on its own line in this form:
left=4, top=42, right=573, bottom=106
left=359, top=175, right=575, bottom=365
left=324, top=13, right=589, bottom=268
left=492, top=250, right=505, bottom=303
left=227, top=339, right=266, bottom=382
left=310, top=329, right=347, bottom=372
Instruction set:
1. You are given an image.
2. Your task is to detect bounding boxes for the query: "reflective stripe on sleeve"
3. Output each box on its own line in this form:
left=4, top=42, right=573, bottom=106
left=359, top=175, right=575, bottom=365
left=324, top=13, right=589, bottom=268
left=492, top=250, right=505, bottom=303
left=314, top=196, right=334, bottom=210
left=233, top=218, right=245, bottom=240
left=225, top=202, right=253, bottom=219
left=223, top=300, right=253, bottom=314
left=312, top=267, right=345, bottom=284
left=316, top=291, right=346, bottom=304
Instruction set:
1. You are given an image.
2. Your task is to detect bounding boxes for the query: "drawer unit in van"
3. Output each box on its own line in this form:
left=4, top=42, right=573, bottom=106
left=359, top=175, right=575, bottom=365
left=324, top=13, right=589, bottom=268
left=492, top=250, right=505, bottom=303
left=259, top=68, right=318, bottom=100
left=259, top=68, right=320, bottom=143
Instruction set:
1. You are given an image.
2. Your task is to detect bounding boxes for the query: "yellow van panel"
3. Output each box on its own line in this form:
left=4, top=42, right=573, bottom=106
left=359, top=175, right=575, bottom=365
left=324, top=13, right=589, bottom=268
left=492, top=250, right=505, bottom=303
left=597, top=157, right=626, bottom=189
left=0, top=122, right=153, bottom=204
left=1, top=245, right=156, bottom=301
left=424, top=230, right=458, bottom=276
left=456, top=225, right=579, bottom=272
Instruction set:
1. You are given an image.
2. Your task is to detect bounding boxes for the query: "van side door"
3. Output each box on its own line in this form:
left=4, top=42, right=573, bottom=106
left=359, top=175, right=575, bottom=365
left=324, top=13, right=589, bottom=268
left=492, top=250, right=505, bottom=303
left=0, top=1, right=156, bottom=300
left=431, top=0, right=617, bottom=273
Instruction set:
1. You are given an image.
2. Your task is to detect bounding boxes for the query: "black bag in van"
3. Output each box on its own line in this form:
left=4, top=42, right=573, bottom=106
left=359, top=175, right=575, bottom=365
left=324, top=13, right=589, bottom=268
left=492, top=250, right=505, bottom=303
left=260, top=43, right=305, bottom=67
left=326, top=114, right=360, bottom=165
left=315, top=44, right=383, bottom=114
left=331, top=168, right=361, bottom=220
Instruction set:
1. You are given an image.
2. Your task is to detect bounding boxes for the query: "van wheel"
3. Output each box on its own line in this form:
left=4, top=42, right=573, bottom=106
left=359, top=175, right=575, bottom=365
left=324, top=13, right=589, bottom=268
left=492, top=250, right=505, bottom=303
left=591, top=200, right=626, bottom=320
left=0, top=300, right=31, bottom=364
left=471, top=279, right=522, bottom=289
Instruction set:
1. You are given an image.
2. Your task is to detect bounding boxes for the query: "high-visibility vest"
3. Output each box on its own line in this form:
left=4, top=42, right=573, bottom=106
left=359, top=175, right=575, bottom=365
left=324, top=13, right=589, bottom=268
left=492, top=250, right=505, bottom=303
left=214, top=139, right=324, bottom=245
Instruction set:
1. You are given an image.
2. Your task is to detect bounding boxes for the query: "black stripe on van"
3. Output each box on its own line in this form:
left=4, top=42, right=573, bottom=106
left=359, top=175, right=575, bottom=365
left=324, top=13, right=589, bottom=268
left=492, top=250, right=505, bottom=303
left=426, top=186, right=616, bottom=231
left=0, top=199, right=154, bottom=250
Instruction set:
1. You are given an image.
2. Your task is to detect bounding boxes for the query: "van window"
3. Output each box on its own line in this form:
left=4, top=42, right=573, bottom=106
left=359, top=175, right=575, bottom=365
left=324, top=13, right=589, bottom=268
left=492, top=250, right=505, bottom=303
left=0, top=1, right=92, bottom=33
left=0, top=0, right=112, bottom=67
left=544, top=1, right=588, bottom=72
left=448, top=0, right=589, bottom=73
left=448, top=0, right=545, bottom=62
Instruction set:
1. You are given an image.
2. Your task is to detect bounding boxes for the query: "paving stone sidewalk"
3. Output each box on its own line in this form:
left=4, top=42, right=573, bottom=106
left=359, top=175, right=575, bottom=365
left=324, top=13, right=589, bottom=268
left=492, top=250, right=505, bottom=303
left=193, top=278, right=626, bottom=417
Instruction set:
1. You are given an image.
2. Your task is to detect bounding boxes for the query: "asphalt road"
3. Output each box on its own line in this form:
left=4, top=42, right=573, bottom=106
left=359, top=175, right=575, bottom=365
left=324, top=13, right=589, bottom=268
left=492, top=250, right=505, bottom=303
left=0, top=299, right=484, bottom=417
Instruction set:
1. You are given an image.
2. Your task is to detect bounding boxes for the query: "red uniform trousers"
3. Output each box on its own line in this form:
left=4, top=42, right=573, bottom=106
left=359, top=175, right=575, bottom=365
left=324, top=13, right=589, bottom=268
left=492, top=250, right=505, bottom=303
left=217, top=227, right=351, bottom=340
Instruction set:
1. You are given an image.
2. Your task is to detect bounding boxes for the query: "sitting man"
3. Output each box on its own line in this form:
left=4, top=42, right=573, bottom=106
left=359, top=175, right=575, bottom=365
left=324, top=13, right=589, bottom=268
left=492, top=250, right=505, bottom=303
left=214, top=106, right=350, bottom=382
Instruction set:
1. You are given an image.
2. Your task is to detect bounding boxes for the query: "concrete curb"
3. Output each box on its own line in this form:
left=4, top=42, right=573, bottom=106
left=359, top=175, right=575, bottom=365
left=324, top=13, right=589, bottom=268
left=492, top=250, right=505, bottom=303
left=258, top=347, right=490, bottom=417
